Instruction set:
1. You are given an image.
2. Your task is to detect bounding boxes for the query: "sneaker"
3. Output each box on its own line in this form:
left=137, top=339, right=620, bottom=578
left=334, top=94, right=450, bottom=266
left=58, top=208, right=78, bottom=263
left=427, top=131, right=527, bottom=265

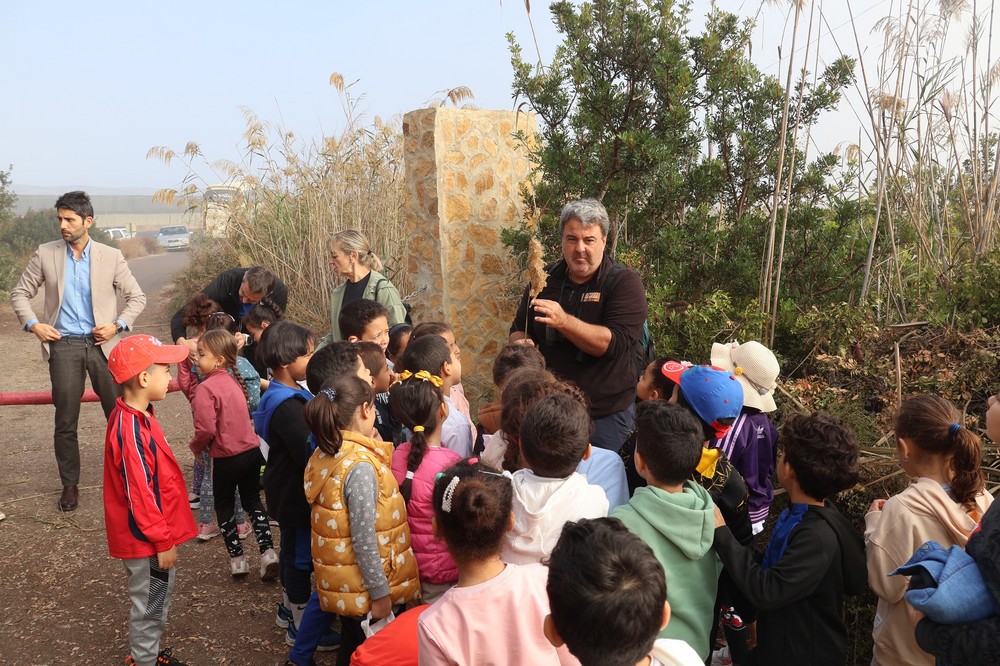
left=156, top=648, right=188, bottom=665
left=196, top=521, right=221, bottom=541
left=275, top=602, right=292, bottom=629
left=286, top=619, right=341, bottom=651
left=260, top=548, right=280, bottom=581
left=720, top=605, right=745, bottom=630
left=188, top=493, right=200, bottom=510
left=237, top=521, right=252, bottom=540
left=230, top=555, right=250, bottom=577
left=710, top=646, right=733, bottom=666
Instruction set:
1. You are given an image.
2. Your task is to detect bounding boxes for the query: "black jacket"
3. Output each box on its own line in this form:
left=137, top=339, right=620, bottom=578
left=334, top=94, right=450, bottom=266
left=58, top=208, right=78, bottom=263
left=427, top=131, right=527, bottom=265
left=261, top=398, right=313, bottom=529
left=915, top=501, right=1000, bottom=665
left=713, top=501, right=867, bottom=666
left=169, top=267, right=288, bottom=341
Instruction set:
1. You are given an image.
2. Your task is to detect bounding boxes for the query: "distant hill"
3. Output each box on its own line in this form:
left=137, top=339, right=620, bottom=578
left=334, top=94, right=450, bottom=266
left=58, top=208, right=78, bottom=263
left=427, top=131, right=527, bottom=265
left=13, top=191, right=184, bottom=216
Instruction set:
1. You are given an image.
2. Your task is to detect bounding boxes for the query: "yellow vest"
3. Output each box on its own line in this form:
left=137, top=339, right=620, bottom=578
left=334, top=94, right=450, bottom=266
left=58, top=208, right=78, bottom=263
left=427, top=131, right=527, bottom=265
left=303, top=430, right=420, bottom=616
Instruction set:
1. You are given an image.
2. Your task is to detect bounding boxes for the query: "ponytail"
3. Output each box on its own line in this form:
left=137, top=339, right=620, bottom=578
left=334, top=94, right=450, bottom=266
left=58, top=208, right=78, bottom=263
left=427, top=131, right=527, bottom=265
left=895, top=395, right=986, bottom=509
left=303, top=375, right=375, bottom=456
left=950, top=427, right=985, bottom=509
left=389, top=371, right=446, bottom=504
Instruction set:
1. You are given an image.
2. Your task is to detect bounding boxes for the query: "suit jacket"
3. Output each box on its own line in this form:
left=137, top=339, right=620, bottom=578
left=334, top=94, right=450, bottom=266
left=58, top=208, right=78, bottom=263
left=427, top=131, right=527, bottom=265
left=10, top=239, right=147, bottom=361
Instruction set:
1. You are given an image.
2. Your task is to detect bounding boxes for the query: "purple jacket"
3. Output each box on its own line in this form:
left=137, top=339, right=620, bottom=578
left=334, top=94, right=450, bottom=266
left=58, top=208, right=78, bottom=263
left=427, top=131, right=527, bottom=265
left=391, top=444, right=462, bottom=585
left=711, top=409, right=779, bottom=525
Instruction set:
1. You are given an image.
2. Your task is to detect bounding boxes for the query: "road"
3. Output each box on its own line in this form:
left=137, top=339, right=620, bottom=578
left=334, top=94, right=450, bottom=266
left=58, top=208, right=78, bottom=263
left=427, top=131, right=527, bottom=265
left=129, top=248, right=190, bottom=300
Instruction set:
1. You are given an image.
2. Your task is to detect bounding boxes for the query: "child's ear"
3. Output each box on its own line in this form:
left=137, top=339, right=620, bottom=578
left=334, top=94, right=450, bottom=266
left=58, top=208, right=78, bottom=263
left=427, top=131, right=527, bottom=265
left=634, top=449, right=647, bottom=476
left=543, top=615, right=565, bottom=649
left=897, top=437, right=913, bottom=461
left=347, top=335, right=360, bottom=344
left=648, top=387, right=660, bottom=401
left=440, top=361, right=453, bottom=379
left=581, top=443, right=592, bottom=461
left=438, top=400, right=449, bottom=420
left=660, top=600, right=671, bottom=630
left=506, top=511, right=516, bottom=533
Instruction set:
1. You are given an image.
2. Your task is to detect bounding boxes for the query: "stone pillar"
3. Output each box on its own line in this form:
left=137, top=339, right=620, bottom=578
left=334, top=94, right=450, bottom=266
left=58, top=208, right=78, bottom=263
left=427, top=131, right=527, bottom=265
left=403, top=108, right=537, bottom=405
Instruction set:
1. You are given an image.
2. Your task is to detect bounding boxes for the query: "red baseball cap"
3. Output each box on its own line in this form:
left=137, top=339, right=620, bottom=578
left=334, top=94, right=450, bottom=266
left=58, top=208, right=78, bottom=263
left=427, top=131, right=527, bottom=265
left=108, top=334, right=189, bottom=384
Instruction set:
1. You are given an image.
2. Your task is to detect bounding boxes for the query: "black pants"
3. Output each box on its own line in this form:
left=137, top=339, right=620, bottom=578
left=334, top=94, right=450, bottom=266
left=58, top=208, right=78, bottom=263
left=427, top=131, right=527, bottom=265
left=213, top=448, right=273, bottom=557
left=48, top=336, right=121, bottom=486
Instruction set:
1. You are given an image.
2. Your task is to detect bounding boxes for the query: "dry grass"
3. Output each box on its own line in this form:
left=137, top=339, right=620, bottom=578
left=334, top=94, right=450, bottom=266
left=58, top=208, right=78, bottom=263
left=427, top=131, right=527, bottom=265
left=118, top=237, right=163, bottom=260
left=148, top=74, right=408, bottom=335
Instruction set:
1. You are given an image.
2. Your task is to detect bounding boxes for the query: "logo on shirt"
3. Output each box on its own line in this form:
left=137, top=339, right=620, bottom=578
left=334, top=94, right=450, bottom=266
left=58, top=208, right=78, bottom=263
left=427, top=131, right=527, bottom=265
left=581, top=292, right=601, bottom=303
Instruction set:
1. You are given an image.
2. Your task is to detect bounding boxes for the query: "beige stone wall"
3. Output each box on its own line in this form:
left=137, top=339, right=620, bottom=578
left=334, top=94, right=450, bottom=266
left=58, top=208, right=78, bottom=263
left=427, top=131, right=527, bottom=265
left=403, top=108, right=536, bottom=406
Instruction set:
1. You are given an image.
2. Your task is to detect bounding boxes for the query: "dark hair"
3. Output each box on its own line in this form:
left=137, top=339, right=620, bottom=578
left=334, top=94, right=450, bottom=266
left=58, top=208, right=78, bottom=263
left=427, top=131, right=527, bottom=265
left=198, top=329, right=248, bottom=402
left=492, top=344, right=546, bottom=388
left=433, top=460, right=513, bottom=562
left=547, top=517, right=666, bottom=666
left=182, top=294, right=222, bottom=330
left=634, top=401, right=704, bottom=485
left=397, top=334, right=451, bottom=376
left=520, top=392, right=592, bottom=478
left=895, top=395, right=985, bottom=508
left=389, top=374, right=446, bottom=504
left=243, top=266, right=277, bottom=297
left=55, top=191, right=94, bottom=219
left=243, top=299, right=283, bottom=330
left=355, top=341, right=387, bottom=378
left=204, top=312, right=237, bottom=334
left=499, top=368, right=557, bottom=472
left=410, top=321, right=453, bottom=341
left=339, top=298, right=389, bottom=341
left=781, top=412, right=860, bottom=501
left=645, top=356, right=680, bottom=398
left=306, top=341, right=360, bottom=394
left=256, top=321, right=316, bottom=372
left=387, top=323, right=413, bottom=362
left=303, top=375, right=375, bottom=456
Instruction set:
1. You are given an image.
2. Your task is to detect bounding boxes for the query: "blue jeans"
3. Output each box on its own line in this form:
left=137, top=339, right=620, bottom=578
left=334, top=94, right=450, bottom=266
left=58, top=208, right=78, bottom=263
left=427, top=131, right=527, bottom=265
left=289, top=591, right=365, bottom=666
left=590, top=403, right=635, bottom=451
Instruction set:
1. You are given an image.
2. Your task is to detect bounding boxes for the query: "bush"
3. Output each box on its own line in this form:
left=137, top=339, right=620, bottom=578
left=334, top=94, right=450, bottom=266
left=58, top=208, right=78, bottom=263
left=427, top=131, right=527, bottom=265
left=118, top=237, right=162, bottom=260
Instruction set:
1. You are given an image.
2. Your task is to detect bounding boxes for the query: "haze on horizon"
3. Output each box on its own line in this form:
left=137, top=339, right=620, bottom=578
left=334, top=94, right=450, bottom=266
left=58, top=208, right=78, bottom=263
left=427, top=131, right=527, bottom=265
left=3, top=0, right=985, bottom=195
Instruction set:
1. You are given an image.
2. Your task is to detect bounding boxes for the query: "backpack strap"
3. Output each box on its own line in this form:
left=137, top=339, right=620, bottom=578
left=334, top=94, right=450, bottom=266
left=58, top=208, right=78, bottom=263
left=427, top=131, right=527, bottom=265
left=372, top=277, right=387, bottom=303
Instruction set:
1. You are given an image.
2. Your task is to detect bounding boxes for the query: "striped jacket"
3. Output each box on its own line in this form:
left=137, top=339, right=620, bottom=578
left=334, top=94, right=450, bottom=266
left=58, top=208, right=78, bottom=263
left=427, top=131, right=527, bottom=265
left=103, top=397, right=197, bottom=559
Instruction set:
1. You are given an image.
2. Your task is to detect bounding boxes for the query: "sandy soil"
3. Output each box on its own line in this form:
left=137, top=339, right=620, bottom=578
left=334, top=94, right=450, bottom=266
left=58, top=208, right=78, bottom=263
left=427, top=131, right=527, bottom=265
left=0, top=279, right=332, bottom=664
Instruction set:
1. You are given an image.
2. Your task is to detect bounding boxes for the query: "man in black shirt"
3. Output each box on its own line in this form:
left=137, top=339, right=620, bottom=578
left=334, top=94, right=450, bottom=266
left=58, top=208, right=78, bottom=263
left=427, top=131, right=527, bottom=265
left=170, top=266, right=288, bottom=373
left=509, top=199, right=647, bottom=451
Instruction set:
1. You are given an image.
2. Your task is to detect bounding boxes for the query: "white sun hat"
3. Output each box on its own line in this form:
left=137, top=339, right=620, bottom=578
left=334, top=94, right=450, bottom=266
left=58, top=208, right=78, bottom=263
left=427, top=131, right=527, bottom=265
left=710, top=340, right=780, bottom=413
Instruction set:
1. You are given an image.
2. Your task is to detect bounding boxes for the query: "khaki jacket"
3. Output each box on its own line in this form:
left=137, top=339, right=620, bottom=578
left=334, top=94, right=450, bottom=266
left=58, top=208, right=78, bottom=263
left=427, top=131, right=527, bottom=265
left=10, top=239, right=146, bottom=361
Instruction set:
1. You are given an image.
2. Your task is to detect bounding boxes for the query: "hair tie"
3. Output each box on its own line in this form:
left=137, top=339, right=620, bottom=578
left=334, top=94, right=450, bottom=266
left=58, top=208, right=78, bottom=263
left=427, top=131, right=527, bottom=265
left=396, top=369, right=443, bottom=388
left=949, top=422, right=961, bottom=435
left=412, top=425, right=425, bottom=433
left=405, top=471, right=415, bottom=480
left=320, top=387, right=337, bottom=401
left=441, top=476, right=460, bottom=513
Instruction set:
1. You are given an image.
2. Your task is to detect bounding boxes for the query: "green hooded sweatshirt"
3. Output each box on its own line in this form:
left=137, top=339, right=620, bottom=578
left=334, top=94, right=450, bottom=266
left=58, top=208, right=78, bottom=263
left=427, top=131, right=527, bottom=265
left=612, top=481, right=722, bottom=660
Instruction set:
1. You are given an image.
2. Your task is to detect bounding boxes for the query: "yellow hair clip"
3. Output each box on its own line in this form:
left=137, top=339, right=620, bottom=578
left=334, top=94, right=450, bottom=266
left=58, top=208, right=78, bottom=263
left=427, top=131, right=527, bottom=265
left=397, top=369, right=443, bottom=388
left=734, top=366, right=744, bottom=376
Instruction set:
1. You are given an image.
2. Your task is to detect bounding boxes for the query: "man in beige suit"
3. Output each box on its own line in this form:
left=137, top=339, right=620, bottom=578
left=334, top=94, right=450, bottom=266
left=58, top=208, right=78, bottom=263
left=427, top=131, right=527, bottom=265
left=11, top=191, right=146, bottom=511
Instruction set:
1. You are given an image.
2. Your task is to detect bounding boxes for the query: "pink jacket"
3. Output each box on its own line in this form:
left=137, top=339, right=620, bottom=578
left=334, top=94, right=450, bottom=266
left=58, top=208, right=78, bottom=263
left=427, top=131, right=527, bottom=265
left=391, top=443, right=461, bottom=585
left=180, top=363, right=258, bottom=459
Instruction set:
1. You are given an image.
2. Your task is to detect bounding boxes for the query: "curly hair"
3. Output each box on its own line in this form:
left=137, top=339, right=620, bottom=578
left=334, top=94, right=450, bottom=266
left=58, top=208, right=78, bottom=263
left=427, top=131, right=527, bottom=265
left=781, top=412, right=860, bottom=501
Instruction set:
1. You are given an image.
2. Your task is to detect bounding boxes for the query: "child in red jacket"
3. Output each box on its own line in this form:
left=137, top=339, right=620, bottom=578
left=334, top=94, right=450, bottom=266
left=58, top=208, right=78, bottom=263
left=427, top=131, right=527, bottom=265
left=104, top=335, right=196, bottom=666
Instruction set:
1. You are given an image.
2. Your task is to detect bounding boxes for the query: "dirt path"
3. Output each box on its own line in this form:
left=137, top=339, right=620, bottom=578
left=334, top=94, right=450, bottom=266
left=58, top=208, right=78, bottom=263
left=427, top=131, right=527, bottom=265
left=0, top=262, right=331, bottom=665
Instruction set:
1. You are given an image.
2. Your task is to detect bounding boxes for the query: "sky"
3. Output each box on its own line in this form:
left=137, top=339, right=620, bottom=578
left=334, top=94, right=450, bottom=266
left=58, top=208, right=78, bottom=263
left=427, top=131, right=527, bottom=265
left=0, top=1, right=984, bottom=193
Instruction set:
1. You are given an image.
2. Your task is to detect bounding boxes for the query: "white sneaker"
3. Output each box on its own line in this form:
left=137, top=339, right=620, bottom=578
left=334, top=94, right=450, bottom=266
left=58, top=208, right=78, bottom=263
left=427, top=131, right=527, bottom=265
left=259, top=548, right=279, bottom=581
left=230, top=555, right=250, bottom=577
left=711, top=647, right=733, bottom=666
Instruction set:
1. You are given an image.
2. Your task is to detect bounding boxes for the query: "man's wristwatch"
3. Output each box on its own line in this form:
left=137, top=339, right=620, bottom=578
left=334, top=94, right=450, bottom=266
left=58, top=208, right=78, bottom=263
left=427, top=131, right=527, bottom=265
left=115, top=322, right=125, bottom=334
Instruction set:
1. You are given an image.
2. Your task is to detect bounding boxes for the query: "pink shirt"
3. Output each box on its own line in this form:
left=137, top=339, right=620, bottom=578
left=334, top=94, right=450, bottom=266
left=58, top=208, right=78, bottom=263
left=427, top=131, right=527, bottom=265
left=417, top=563, right=580, bottom=666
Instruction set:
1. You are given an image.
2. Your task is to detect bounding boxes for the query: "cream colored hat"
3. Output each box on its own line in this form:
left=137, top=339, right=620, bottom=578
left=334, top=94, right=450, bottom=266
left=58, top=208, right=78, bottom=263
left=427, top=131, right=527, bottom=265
left=710, top=340, right=779, bottom=413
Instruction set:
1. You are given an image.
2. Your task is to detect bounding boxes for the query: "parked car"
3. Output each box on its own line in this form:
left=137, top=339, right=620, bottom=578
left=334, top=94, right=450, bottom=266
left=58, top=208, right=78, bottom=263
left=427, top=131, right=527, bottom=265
left=104, top=227, right=134, bottom=241
left=157, top=225, right=191, bottom=250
